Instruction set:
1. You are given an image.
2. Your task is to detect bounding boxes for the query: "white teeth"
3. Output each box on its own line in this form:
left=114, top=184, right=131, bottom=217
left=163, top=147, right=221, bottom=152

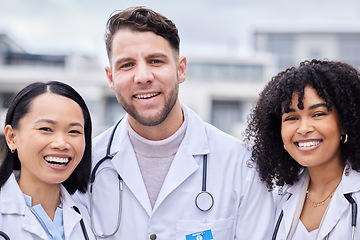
left=45, top=156, right=70, bottom=165
left=298, top=141, right=321, bottom=148
left=134, top=93, right=159, bottom=99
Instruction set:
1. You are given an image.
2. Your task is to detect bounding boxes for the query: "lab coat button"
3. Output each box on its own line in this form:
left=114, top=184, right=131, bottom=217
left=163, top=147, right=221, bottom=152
left=150, top=233, right=157, bottom=239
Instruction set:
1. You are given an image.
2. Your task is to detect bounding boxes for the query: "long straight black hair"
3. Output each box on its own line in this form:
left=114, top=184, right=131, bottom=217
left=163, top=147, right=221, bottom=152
left=0, top=81, right=92, bottom=194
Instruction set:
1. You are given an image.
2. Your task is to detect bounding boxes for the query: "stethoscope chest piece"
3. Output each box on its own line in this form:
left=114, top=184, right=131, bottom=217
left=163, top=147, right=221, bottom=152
left=195, top=191, right=214, bottom=211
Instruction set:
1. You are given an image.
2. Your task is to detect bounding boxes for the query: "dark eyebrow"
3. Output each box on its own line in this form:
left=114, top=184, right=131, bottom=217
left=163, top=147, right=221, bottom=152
left=69, top=122, right=84, bottom=128
left=35, top=119, right=55, bottom=124
left=281, top=108, right=295, bottom=116
left=281, top=103, right=328, bottom=116
left=146, top=53, right=169, bottom=60
left=113, top=57, right=133, bottom=68
left=35, top=119, right=84, bottom=128
left=309, top=103, right=328, bottom=110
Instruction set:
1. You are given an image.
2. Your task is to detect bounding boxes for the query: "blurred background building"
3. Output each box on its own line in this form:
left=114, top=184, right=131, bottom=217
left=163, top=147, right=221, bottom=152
left=0, top=33, right=276, bottom=138
left=1, top=0, right=360, bottom=144
left=2, top=29, right=360, bottom=140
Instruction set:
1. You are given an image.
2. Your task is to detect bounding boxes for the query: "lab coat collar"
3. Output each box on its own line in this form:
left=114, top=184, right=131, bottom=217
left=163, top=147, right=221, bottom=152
left=279, top=169, right=308, bottom=236
left=108, top=104, right=210, bottom=216
left=0, top=172, right=27, bottom=215
left=60, top=185, right=83, bottom=239
left=317, top=165, right=360, bottom=238
left=279, top=165, right=360, bottom=239
left=153, top=105, right=209, bottom=210
left=0, top=173, right=48, bottom=239
left=340, top=164, right=360, bottom=194
left=0, top=173, right=83, bottom=239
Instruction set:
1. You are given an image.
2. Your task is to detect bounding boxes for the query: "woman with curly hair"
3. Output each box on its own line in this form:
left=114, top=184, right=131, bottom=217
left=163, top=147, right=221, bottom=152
left=245, top=59, right=360, bottom=239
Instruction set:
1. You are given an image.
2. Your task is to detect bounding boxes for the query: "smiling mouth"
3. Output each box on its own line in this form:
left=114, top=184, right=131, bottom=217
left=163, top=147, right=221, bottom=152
left=295, top=140, right=322, bottom=148
left=134, top=92, right=160, bottom=99
left=44, top=156, right=71, bottom=166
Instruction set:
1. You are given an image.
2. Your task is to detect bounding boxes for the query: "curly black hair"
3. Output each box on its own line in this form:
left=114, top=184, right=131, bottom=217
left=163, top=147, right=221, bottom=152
left=244, top=59, right=360, bottom=190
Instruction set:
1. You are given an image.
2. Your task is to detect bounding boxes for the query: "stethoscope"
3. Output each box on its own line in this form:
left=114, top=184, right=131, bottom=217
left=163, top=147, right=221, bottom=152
left=89, top=119, right=214, bottom=238
left=0, top=206, right=89, bottom=240
left=0, top=232, right=9, bottom=240
left=271, top=193, right=357, bottom=240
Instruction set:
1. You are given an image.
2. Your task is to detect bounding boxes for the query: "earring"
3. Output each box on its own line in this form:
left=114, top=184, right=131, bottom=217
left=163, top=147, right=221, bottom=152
left=340, top=134, right=348, bottom=144
left=10, top=148, right=15, bottom=153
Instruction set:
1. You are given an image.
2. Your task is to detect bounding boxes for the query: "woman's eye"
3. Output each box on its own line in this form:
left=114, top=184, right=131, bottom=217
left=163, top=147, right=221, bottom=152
left=313, top=112, right=327, bottom=118
left=69, top=130, right=82, bottom=134
left=39, top=127, right=51, bottom=132
left=283, top=116, right=297, bottom=122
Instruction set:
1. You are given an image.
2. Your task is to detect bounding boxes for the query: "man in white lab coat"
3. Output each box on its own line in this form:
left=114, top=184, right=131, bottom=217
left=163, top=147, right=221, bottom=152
left=74, top=6, right=274, bottom=240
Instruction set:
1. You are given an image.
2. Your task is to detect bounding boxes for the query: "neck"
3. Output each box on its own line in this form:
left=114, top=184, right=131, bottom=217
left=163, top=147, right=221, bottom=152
left=129, top=101, right=184, bottom=141
left=307, top=160, right=344, bottom=193
left=18, top=175, right=61, bottom=220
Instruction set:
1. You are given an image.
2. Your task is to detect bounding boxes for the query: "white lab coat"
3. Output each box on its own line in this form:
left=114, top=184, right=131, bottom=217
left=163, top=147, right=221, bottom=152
left=273, top=166, right=360, bottom=239
left=74, top=104, right=275, bottom=240
left=0, top=172, right=95, bottom=240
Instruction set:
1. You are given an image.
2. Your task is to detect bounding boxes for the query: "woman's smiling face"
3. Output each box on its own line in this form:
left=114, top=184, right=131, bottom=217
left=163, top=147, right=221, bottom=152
left=6, top=93, right=85, bottom=188
left=281, top=86, right=344, bottom=169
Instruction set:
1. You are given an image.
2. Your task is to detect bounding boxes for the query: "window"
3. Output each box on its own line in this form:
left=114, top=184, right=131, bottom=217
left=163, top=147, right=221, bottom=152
left=266, top=33, right=295, bottom=70
left=211, top=100, right=251, bottom=135
left=338, top=35, right=360, bottom=68
left=187, top=62, right=264, bottom=82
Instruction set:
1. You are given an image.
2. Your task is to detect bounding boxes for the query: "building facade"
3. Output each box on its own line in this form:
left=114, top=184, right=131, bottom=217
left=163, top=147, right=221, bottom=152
left=0, top=33, right=275, bottom=139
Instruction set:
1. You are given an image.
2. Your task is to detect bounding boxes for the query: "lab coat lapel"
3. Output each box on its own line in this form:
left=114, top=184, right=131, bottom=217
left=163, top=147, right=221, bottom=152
left=0, top=174, right=48, bottom=239
left=317, top=167, right=360, bottom=239
left=153, top=146, right=199, bottom=211
left=153, top=106, right=209, bottom=211
left=110, top=118, right=153, bottom=216
left=280, top=171, right=307, bottom=237
left=316, top=188, right=348, bottom=239
left=0, top=173, right=26, bottom=216
left=22, top=209, right=49, bottom=240
left=61, top=185, right=82, bottom=239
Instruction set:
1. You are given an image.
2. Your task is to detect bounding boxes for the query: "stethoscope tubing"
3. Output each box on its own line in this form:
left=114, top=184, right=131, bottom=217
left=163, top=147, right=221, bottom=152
left=89, top=118, right=214, bottom=238
left=272, top=193, right=357, bottom=240
left=90, top=121, right=123, bottom=238
left=0, top=231, right=10, bottom=240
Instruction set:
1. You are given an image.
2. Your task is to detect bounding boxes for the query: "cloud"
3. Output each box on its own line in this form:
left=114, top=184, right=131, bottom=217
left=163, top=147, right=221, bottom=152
left=1, top=0, right=360, bottom=63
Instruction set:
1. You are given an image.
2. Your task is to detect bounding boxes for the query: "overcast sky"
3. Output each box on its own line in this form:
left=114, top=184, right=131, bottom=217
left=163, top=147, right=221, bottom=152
left=1, top=0, right=360, bottom=65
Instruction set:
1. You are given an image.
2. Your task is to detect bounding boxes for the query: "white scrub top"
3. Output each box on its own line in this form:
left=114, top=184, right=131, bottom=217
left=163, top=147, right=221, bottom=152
left=273, top=166, right=360, bottom=239
left=74, top=104, right=275, bottom=240
left=0, top=173, right=95, bottom=240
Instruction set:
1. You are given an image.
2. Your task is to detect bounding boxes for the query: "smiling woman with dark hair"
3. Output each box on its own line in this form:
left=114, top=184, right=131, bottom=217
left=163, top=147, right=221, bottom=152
left=245, top=59, right=360, bottom=239
left=0, top=81, right=95, bottom=240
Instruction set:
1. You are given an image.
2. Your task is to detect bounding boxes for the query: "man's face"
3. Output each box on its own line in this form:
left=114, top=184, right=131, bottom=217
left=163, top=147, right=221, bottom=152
left=105, top=29, right=186, bottom=128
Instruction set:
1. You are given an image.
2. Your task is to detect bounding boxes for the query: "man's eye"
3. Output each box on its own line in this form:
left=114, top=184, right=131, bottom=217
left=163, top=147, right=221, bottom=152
left=150, top=59, right=162, bottom=64
left=120, top=63, right=133, bottom=69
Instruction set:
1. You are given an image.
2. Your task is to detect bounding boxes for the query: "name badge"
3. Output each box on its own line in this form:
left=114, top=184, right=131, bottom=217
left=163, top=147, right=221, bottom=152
left=185, top=229, right=213, bottom=240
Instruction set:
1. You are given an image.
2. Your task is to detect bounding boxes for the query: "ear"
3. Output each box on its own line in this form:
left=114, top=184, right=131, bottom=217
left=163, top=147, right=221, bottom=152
left=105, top=66, right=115, bottom=91
left=177, top=56, right=187, bottom=84
left=4, top=125, right=16, bottom=151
